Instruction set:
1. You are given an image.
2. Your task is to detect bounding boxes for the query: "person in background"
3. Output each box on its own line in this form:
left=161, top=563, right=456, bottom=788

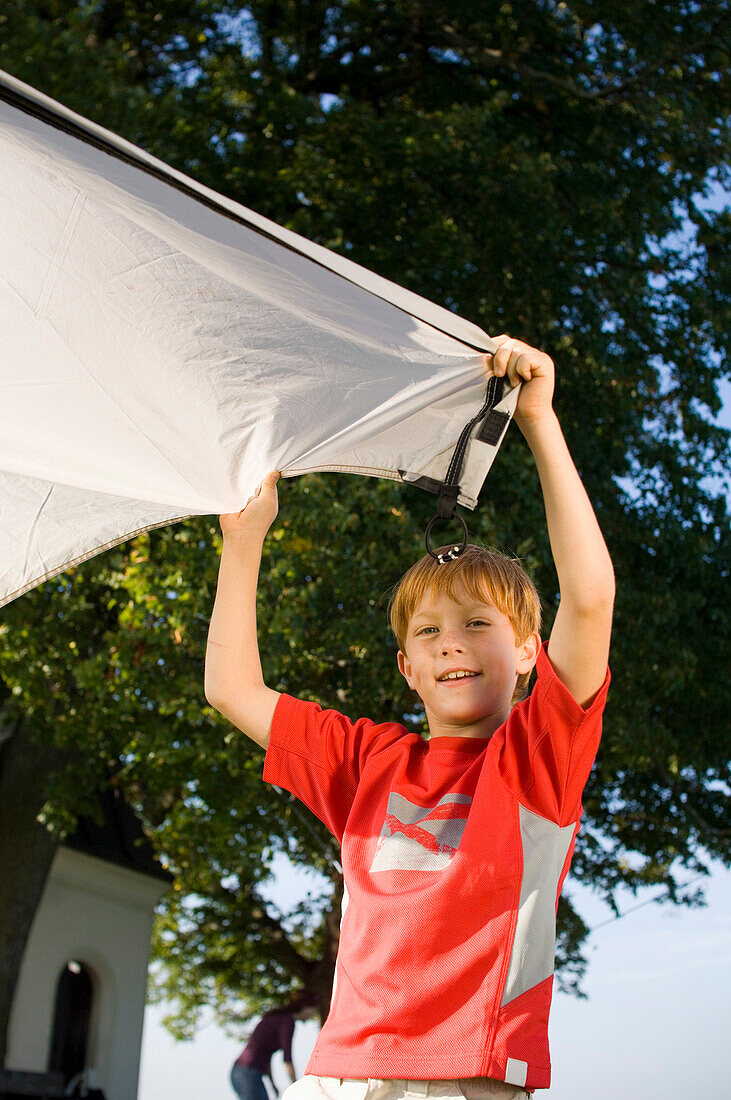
left=231, top=991, right=319, bottom=1100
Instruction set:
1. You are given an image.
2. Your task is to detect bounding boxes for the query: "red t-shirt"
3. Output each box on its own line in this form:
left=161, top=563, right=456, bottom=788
left=263, top=643, right=609, bottom=1090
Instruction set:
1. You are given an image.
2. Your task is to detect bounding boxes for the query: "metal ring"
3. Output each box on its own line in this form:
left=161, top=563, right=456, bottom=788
left=425, top=512, right=469, bottom=563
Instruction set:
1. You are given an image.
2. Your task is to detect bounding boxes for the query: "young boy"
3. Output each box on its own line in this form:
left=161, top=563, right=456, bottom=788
left=205, top=336, right=615, bottom=1098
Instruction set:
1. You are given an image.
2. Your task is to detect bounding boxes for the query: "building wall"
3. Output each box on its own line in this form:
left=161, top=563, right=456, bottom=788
left=6, top=846, right=168, bottom=1100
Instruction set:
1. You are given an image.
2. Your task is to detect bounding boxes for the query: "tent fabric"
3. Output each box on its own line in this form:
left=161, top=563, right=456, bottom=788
left=0, top=70, right=517, bottom=609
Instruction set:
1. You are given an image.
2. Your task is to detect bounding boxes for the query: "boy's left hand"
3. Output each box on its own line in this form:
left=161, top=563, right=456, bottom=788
left=489, top=335, right=555, bottom=428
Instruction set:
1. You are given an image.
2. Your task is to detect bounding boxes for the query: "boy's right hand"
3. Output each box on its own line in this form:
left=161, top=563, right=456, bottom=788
left=219, top=470, right=280, bottom=541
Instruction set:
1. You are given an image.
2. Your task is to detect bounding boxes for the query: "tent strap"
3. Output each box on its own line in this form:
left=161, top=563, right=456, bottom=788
left=423, top=374, right=509, bottom=563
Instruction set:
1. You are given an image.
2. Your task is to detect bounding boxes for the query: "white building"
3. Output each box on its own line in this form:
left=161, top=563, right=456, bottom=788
left=5, top=790, right=170, bottom=1100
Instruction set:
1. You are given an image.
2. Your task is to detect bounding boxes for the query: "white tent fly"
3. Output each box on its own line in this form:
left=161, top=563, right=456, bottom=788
left=0, top=69, right=518, bottom=608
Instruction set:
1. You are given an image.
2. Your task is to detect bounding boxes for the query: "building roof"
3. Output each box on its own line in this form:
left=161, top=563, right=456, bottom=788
left=65, top=786, right=173, bottom=885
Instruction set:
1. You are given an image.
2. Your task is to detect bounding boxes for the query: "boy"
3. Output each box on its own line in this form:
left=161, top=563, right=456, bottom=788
left=205, top=337, right=615, bottom=1098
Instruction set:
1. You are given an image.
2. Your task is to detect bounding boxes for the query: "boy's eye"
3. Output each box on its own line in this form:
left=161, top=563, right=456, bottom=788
left=415, top=625, right=439, bottom=636
left=468, top=618, right=490, bottom=628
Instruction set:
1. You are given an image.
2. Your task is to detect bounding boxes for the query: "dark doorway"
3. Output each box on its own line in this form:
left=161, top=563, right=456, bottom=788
left=48, top=961, right=93, bottom=1087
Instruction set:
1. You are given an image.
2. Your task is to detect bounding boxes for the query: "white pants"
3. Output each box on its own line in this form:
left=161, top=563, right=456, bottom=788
left=282, top=1076, right=530, bottom=1100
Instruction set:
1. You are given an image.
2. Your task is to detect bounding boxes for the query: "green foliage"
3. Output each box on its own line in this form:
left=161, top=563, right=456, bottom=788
left=0, top=0, right=729, bottom=1036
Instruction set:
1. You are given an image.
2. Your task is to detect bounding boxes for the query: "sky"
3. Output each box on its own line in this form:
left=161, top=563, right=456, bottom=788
left=138, top=859, right=731, bottom=1100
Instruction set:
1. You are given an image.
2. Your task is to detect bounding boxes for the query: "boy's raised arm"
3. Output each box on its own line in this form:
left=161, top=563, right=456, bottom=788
left=491, top=337, right=615, bottom=708
left=205, top=471, right=282, bottom=749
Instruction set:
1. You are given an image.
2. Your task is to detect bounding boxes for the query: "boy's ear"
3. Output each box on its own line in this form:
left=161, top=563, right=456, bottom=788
left=517, top=631, right=541, bottom=674
left=397, top=650, right=414, bottom=688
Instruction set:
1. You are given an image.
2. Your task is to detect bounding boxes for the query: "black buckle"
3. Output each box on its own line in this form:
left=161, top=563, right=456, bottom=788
left=419, top=376, right=508, bottom=563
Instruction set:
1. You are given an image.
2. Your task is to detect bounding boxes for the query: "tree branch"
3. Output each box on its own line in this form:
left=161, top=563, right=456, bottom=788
left=655, top=764, right=731, bottom=839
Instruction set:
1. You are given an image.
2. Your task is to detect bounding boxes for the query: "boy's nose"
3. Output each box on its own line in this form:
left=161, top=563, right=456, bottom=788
left=440, top=633, right=465, bottom=655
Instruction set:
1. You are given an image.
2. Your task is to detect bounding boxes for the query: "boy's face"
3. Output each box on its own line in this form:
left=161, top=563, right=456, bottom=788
left=397, top=582, right=539, bottom=740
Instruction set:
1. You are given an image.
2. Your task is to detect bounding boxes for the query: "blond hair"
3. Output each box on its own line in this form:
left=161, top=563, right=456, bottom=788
left=388, top=544, right=542, bottom=704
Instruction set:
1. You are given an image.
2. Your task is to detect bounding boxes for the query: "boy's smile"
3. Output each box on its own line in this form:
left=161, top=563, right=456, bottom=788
left=437, top=669, right=479, bottom=681
left=397, top=585, right=540, bottom=740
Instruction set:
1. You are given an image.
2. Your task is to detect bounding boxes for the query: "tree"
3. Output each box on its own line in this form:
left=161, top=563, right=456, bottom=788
left=0, top=0, right=728, bottom=1047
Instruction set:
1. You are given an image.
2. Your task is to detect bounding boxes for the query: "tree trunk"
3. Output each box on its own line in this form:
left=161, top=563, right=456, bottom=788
left=0, top=718, right=61, bottom=1069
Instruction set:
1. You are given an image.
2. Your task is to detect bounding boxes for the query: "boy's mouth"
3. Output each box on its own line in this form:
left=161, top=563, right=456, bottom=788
left=437, top=669, right=480, bottom=682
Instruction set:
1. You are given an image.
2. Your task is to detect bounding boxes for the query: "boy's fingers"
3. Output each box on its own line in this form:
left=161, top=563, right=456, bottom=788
left=494, top=341, right=528, bottom=389
left=491, top=338, right=516, bottom=377
left=492, top=339, right=553, bottom=386
left=255, top=470, right=281, bottom=496
left=218, top=472, right=281, bottom=532
left=506, top=354, right=523, bottom=388
left=516, top=352, right=534, bottom=382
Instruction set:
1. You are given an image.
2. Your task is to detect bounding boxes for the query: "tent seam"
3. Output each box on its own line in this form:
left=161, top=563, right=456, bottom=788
left=0, top=514, right=193, bottom=608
